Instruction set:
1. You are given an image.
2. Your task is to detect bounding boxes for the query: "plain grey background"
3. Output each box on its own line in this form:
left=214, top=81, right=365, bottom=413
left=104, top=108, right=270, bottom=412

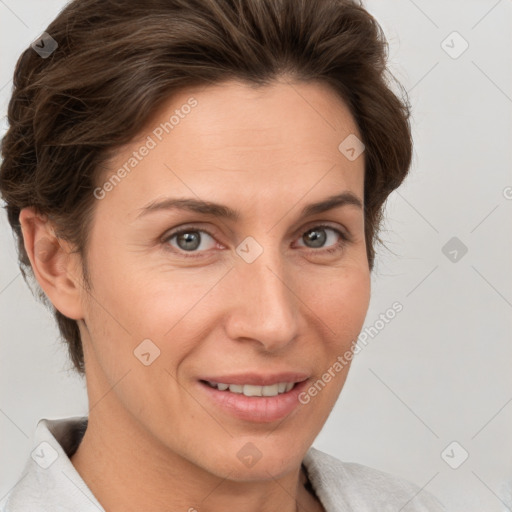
left=1, top=1, right=511, bottom=511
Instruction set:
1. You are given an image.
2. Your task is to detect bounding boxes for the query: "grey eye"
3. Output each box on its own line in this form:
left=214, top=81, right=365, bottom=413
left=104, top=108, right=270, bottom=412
left=167, top=229, right=216, bottom=252
left=303, top=227, right=328, bottom=248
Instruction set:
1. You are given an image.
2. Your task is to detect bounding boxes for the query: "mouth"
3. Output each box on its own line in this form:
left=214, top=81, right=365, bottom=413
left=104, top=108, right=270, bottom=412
left=196, top=376, right=310, bottom=423
left=200, top=379, right=299, bottom=397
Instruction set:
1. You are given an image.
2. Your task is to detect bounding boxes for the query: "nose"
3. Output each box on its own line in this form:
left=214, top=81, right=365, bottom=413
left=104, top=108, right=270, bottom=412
left=223, top=246, right=300, bottom=353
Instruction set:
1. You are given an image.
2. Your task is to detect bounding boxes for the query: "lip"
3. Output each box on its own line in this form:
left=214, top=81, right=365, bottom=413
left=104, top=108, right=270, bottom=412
left=198, top=372, right=310, bottom=386
left=197, top=378, right=310, bottom=423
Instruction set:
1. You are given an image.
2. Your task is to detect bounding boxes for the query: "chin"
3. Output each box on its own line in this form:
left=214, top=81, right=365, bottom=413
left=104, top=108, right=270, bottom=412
left=209, top=440, right=305, bottom=481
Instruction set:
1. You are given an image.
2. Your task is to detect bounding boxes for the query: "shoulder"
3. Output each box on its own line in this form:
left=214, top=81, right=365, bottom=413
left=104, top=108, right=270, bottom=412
left=1, top=417, right=102, bottom=512
left=303, top=447, right=447, bottom=512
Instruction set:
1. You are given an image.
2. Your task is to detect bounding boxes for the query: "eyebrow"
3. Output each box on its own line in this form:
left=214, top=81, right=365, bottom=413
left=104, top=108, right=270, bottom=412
left=135, top=191, right=363, bottom=221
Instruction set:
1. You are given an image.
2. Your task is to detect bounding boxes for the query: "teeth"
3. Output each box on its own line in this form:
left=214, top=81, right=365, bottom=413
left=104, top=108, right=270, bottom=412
left=206, top=381, right=296, bottom=397
left=229, top=384, right=243, bottom=394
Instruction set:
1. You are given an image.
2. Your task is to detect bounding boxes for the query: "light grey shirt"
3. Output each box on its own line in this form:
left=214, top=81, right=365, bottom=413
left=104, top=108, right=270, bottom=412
left=1, top=417, right=446, bottom=511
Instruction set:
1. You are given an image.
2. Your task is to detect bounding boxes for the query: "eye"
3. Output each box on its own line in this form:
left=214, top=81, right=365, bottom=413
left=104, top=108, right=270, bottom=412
left=163, top=227, right=217, bottom=256
left=161, top=223, right=350, bottom=258
left=295, top=224, right=349, bottom=255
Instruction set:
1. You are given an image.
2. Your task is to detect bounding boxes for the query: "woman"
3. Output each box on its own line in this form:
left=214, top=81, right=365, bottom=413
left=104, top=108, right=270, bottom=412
left=0, top=0, right=446, bottom=510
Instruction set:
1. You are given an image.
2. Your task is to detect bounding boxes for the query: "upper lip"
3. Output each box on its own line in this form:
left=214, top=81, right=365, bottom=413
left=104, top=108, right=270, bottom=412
left=199, top=372, right=310, bottom=386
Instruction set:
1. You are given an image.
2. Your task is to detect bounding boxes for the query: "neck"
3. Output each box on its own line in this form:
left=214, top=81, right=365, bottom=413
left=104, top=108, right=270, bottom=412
left=70, top=402, right=322, bottom=512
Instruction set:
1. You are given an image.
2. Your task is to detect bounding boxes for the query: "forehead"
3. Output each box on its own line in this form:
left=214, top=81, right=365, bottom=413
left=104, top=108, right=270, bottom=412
left=160, top=78, right=361, bottom=153
left=96, top=79, right=364, bottom=218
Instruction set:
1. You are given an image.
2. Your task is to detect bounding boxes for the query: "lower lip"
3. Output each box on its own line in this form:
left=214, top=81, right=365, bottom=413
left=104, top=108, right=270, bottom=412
left=197, top=379, right=309, bottom=423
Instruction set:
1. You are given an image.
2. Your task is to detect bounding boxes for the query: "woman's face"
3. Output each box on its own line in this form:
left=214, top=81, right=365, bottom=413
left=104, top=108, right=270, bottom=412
left=76, top=79, right=370, bottom=480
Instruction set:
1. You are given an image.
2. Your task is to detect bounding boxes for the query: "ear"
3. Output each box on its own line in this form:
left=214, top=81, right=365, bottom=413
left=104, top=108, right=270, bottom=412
left=19, top=207, right=85, bottom=320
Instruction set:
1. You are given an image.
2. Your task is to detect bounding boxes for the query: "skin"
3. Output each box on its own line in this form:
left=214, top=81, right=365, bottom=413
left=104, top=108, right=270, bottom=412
left=20, top=78, right=370, bottom=512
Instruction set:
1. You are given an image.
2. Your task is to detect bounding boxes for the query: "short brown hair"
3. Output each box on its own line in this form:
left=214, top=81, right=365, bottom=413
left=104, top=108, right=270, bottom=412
left=0, top=0, right=412, bottom=375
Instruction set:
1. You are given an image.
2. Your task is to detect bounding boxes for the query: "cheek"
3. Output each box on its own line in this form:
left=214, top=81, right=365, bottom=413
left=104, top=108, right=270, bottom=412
left=89, top=254, right=370, bottom=357
left=300, top=268, right=369, bottom=413
left=85, top=243, right=180, bottom=337
left=82, top=258, right=227, bottom=392
left=83, top=227, right=370, bottom=365
left=79, top=245, right=154, bottom=371
left=302, top=264, right=371, bottom=345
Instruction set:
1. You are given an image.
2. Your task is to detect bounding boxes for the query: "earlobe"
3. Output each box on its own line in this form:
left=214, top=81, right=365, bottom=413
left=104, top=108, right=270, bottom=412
left=19, top=207, right=85, bottom=321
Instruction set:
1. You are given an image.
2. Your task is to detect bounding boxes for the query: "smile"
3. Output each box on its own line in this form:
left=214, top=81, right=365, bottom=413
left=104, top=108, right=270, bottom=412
left=203, top=380, right=296, bottom=397
left=197, top=378, right=310, bottom=423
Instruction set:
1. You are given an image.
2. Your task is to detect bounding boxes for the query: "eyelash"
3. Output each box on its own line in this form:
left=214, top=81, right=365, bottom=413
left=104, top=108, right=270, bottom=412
left=161, top=224, right=351, bottom=259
